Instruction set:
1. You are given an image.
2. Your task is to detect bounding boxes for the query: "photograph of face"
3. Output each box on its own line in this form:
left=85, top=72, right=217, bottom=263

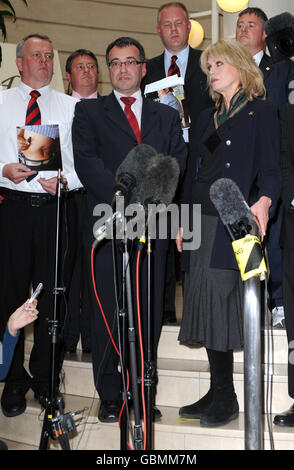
left=17, top=124, right=62, bottom=171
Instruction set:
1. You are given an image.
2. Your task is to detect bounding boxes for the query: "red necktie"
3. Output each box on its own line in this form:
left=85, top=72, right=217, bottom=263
left=120, top=96, right=141, bottom=144
left=167, top=55, right=181, bottom=77
left=26, top=90, right=41, bottom=125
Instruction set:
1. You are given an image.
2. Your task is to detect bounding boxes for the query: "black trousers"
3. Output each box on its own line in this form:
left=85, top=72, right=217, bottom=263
left=0, top=192, right=77, bottom=391
left=88, top=238, right=167, bottom=401
left=282, top=248, right=294, bottom=398
left=63, top=191, right=92, bottom=350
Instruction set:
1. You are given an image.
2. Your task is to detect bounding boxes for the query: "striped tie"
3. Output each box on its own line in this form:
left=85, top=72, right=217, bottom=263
left=26, top=90, right=41, bottom=125
left=120, top=97, right=141, bottom=144
left=167, top=55, right=181, bottom=77
left=24, top=90, right=41, bottom=181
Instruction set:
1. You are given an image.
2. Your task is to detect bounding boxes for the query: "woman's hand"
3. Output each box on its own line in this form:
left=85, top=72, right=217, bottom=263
left=176, top=227, right=183, bottom=253
left=7, top=300, right=38, bottom=337
left=250, top=196, right=272, bottom=241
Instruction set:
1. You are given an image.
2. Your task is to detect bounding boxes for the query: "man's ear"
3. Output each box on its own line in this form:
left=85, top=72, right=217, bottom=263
left=16, top=57, right=23, bottom=73
left=142, top=61, right=147, bottom=79
left=65, top=72, right=71, bottom=84
left=187, top=20, right=192, bottom=34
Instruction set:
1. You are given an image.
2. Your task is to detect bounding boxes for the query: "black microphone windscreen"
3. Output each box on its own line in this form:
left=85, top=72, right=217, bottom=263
left=209, top=178, right=254, bottom=226
left=264, top=12, right=294, bottom=36
left=139, top=154, right=180, bottom=208
left=115, top=144, right=157, bottom=201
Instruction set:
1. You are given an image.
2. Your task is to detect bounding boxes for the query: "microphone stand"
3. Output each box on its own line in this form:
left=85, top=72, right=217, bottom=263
left=118, top=203, right=143, bottom=450
left=243, top=221, right=263, bottom=450
left=39, top=169, right=69, bottom=450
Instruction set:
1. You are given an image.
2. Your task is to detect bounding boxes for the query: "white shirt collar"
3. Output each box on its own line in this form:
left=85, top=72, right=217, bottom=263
left=18, top=81, right=51, bottom=99
left=113, top=88, right=142, bottom=104
left=253, top=50, right=264, bottom=67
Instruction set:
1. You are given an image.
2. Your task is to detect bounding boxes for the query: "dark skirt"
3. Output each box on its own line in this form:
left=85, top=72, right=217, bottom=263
left=178, top=214, right=244, bottom=352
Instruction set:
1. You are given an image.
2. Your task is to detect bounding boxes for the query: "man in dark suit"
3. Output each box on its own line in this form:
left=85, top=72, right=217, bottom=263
left=142, top=2, right=212, bottom=324
left=63, top=49, right=99, bottom=355
left=274, top=102, right=294, bottom=426
left=72, top=37, right=187, bottom=423
left=236, top=6, right=294, bottom=328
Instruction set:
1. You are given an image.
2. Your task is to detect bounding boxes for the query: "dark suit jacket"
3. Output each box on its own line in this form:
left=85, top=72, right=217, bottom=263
left=141, top=47, right=213, bottom=128
left=260, top=53, right=294, bottom=111
left=280, top=103, right=294, bottom=249
left=72, top=92, right=187, bottom=234
left=182, top=98, right=281, bottom=271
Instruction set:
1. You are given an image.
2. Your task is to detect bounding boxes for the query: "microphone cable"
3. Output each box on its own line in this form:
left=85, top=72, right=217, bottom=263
left=135, top=247, right=147, bottom=450
left=90, top=237, right=147, bottom=450
left=263, top=245, right=275, bottom=450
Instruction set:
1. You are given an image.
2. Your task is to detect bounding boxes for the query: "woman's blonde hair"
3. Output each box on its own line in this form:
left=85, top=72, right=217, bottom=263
left=200, top=38, right=266, bottom=108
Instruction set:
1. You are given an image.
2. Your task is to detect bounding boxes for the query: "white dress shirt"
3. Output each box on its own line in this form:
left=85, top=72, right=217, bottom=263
left=113, top=88, right=143, bottom=129
left=0, top=81, right=82, bottom=192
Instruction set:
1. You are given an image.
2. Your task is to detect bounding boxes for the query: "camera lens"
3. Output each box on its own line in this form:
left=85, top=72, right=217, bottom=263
left=277, top=34, right=294, bottom=53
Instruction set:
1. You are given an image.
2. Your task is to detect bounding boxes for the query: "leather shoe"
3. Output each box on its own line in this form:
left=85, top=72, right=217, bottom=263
left=274, top=404, right=294, bottom=426
left=1, top=383, right=27, bottom=417
left=98, top=399, right=120, bottom=423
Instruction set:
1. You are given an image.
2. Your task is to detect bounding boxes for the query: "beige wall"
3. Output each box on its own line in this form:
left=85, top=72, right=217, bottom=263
left=1, top=0, right=212, bottom=95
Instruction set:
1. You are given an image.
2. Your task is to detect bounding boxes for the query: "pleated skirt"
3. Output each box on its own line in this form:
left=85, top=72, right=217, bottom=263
left=178, top=214, right=244, bottom=352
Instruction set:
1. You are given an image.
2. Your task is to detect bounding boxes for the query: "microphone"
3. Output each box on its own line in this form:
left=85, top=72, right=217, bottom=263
left=209, top=178, right=266, bottom=281
left=114, top=144, right=158, bottom=203
left=139, top=154, right=180, bottom=208
left=209, top=178, right=254, bottom=241
left=137, top=154, right=180, bottom=248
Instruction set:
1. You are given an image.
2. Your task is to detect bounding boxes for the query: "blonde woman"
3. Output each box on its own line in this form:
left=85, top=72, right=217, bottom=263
left=176, top=39, right=281, bottom=427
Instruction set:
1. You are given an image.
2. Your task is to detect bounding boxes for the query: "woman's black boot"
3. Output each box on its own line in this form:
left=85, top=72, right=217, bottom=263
left=179, top=348, right=215, bottom=419
left=200, top=349, right=239, bottom=427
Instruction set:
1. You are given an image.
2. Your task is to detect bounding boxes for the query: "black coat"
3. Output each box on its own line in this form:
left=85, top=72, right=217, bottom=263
left=280, top=103, right=294, bottom=249
left=182, top=98, right=281, bottom=272
left=259, top=53, right=294, bottom=111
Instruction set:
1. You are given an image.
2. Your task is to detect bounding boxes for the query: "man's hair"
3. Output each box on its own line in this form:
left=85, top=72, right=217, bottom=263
left=200, top=39, right=266, bottom=107
left=106, top=37, right=145, bottom=64
left=66, top=49, right=98, bottom=73
left=16, top=34, right=53, bottom=58
left=157, top=2, right=189, bottom=24
left=238, top=7, right=268, bottom=27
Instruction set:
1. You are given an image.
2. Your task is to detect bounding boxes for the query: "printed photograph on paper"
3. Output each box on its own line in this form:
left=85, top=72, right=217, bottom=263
left=144, top=75, right=190, bottom=129
left=16, top=124, right=62, bottom=171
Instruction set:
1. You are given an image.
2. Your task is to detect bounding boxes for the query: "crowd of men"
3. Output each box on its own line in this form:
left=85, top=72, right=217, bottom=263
left=1, top=2, right=294, bottom=431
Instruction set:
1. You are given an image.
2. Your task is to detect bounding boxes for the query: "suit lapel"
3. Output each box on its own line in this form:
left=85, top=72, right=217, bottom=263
left=259, top=53, right=273, bottom=81
left=185, top=47, right=197, bottom=84
left=103, top=92, right=136, bottom=141
left=141, top=98, right=157, bottom=140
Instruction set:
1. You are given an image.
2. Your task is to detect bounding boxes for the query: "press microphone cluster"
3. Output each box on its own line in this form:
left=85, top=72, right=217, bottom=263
left=113, top=144, right=158, bottom=203
left=94, top=145, right=180, bottom=245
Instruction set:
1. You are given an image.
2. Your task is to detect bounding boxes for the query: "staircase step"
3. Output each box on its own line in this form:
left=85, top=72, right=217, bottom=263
left=0, top=384, right=293, bottom=450
left=22, top=352, right=292, bottom=414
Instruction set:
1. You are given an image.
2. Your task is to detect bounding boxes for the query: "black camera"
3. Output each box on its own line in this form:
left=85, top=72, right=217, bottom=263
left=265, top=12, right=294, bottom=63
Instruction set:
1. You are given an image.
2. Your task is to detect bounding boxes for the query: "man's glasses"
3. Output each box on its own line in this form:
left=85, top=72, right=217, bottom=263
left=108, top=59, right=144, bottom=69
